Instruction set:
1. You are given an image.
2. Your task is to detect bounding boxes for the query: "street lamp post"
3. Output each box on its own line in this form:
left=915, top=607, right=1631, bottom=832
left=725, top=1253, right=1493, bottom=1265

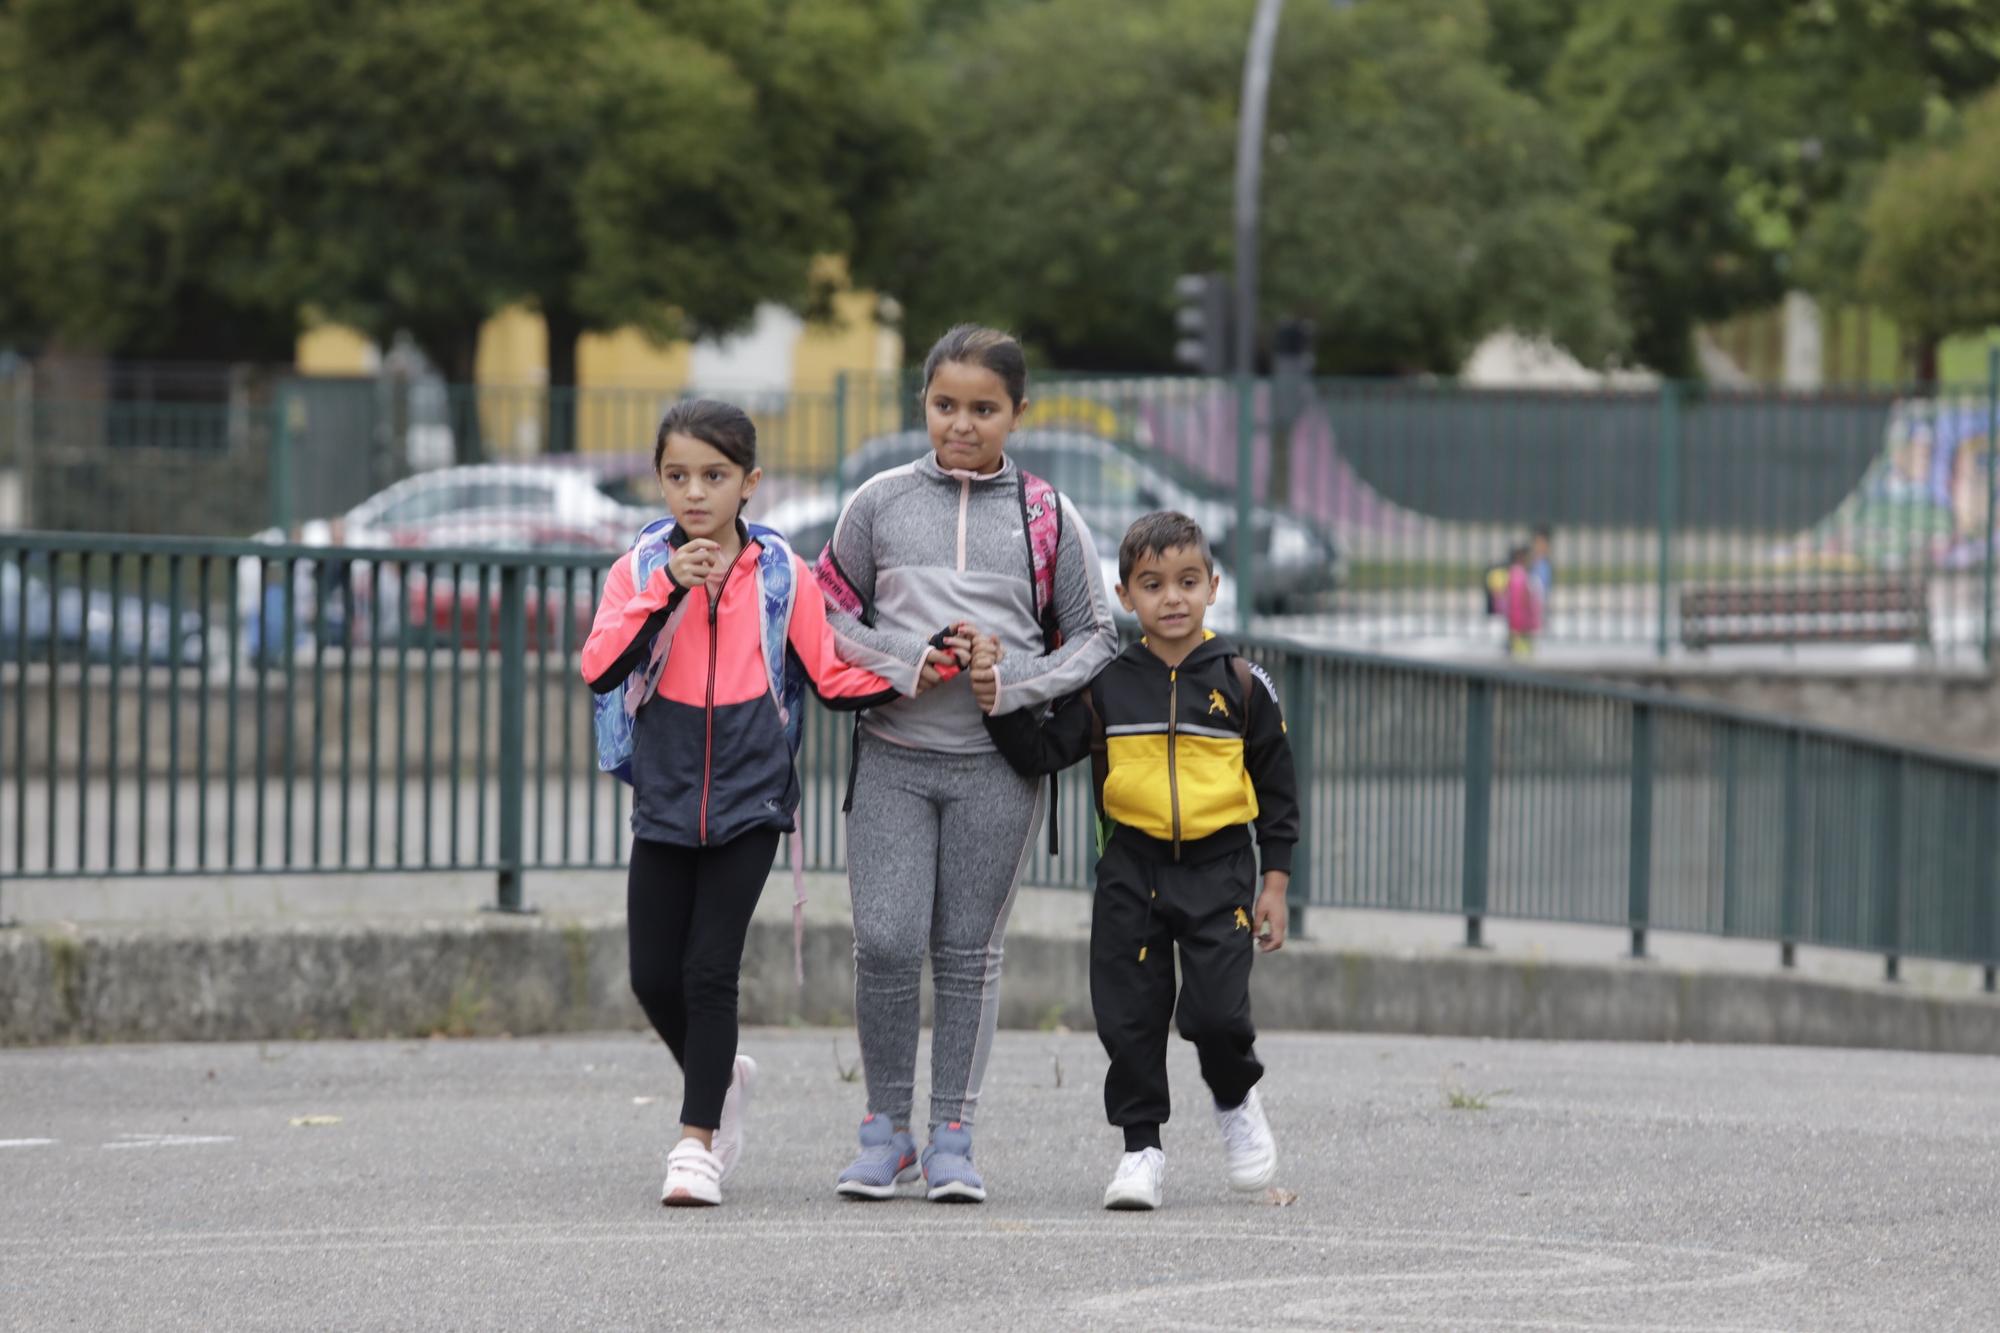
left=1232, top=0, right=1286, bottom=377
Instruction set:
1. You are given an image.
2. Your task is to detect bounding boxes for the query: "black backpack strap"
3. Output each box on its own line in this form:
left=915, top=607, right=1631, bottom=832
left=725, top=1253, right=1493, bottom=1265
left=1231, top=657, right=1255, bottom=737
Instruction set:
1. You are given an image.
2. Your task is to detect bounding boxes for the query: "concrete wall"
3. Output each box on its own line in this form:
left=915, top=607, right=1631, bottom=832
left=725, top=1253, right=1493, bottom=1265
left=7, top=913, right=1998, bottom=1055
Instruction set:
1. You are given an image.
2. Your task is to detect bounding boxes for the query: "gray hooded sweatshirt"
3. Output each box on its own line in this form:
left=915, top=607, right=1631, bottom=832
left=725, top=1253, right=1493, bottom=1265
left=818, top=450, right=1120, bottom=754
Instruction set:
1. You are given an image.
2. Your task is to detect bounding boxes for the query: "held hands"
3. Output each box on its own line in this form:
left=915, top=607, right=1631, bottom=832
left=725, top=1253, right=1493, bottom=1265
left=970, top=633, right=1003, bottom=714
left=1254, top=872, right=1290, bottom=952
left=916, top=622, right=978, bottom=695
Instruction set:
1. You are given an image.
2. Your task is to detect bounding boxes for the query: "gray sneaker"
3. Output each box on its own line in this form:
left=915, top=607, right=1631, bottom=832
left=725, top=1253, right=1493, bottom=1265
left=921, top=1121, right=987, bottom=1203
left=835, top=1114, right=919, bottom=1200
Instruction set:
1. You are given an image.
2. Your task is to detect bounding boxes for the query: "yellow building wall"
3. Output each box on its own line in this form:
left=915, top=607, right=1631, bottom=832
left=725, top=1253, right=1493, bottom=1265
left=294, top=262, right=901, bottom=464
left=295, top=325, right=378, bottom=377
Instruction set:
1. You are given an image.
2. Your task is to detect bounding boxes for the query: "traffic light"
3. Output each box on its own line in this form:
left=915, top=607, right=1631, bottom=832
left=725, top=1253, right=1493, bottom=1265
left=1173, top=272, right=1229, bottom=375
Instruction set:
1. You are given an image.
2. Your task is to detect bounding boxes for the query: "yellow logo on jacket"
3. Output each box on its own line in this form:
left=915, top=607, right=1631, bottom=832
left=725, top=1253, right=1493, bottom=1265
left=1208, top=690, right=1230, bottom=719
left=1233, top=907, right=1251, bottom=931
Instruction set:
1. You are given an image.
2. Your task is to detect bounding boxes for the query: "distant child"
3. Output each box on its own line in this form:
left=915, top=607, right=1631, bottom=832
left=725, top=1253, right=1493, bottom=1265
left=976, top=511, right=1298, bottom=1211
left=1529, top=524, right=1554, bottom=602
left=581, top=399, right=900, bottom=1208
left=1505, top=544, right=1542, bottom=659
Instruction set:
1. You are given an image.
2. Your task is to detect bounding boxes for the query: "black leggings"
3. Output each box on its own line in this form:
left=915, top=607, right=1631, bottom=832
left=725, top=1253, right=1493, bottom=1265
left=627, top=830, right=780, bottom=1129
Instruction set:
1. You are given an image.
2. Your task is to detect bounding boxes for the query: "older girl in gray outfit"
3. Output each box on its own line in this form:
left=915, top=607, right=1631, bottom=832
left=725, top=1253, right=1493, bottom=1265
left=814, top=325, right=1118, bottom=1201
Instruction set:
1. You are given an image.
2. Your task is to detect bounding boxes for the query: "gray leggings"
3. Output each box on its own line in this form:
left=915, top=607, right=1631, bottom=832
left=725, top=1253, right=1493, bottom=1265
left=846, top=735, right=1044, bottom=1130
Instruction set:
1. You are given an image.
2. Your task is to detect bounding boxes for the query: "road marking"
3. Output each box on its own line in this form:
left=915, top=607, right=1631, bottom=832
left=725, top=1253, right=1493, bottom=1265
left=101, top=1134, right=236, bottom=1150
left=0, top=1139, right=56, bottom=1149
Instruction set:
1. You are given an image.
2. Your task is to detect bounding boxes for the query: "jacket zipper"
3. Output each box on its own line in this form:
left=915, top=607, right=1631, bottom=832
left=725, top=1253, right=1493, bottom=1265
left=698, top=542, right=754, bottom=845
left=1167, top=667, right=1182, bottom=860
left=956, top=477, right=971, bottom=572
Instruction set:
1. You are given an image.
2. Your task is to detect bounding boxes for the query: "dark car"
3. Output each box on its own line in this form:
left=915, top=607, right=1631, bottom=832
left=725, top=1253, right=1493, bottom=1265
left=781, top=429, right=1343, bottom=610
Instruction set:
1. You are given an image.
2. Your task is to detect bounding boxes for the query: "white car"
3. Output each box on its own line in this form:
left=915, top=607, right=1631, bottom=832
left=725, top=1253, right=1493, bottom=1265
left=240, top=463, right=653, bottom=656
left=332, top=462, right=652, bottom=552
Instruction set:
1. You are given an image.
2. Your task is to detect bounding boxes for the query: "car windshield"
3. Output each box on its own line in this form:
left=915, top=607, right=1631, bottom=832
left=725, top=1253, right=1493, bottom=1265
left=1006, top=446, right=1153, bottom=510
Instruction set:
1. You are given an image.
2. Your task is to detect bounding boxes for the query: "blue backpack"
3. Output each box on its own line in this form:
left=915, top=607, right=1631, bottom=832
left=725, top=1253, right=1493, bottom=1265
left=593, top=519, right=805, bottom=783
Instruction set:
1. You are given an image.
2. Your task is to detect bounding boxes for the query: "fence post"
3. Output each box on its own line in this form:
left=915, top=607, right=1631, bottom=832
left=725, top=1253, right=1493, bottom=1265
left=1655, top=383, right=1681, bottom=660
left=270, top=383, right=297, bottom=536
left=832, top=370, right=850, bottom=503
left=493, top=563, right=531, bottom=914
left=1719, top=723, right=1739, bottom=936
left=1460, top=678, right=1493, bottom=948
left=1780, top=729, right=1803, bottom=968
left=1627, top=703, right=1654, bottom=959
left=1234, top=374, right=1257, bottom=637
left=1984, top=345, right=1999, bottom=665
left=1978, top=770, right=1997, bottom=995
left=1879, top=754, right=1903, bottom=983
left=1282, top=655, right=1314, bottom=941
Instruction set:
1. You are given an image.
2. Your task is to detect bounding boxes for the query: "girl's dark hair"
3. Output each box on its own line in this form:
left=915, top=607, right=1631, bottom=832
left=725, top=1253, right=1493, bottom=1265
left=654, top=398, right=757, bottom=472
left=921, top=324, right=1028, bottom=408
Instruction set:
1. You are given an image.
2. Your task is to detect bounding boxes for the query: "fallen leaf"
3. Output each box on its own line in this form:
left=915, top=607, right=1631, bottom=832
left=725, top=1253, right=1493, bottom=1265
left=289, top=1115, right=342, bottom=1128
left=1264, top=1188, right=1298, bottom=1207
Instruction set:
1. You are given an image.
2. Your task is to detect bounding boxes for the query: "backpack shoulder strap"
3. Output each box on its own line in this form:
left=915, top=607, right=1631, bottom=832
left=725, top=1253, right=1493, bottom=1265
left=1017, top=470, right=1063, bottom=650
left=1230, top=656, right=1256, bottom=737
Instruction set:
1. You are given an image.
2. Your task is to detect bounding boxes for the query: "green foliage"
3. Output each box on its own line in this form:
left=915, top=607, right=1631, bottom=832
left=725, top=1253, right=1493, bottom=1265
left=1550, top=0, right=2000, bottom=376
left=1862, top=88, right=2000, bottom=342
left=0, top=0, right=917, bottom=374
left=861, top=0, right=1620, bottom=374
left=1483, top=0, right=1581, bottom=95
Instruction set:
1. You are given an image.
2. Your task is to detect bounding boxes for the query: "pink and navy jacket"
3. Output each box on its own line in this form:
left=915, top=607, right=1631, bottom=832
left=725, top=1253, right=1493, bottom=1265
left=582, top=520, right=900, bottom=847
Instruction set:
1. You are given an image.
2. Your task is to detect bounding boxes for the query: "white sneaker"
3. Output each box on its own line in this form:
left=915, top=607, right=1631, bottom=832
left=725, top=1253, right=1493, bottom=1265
left=1215, top=1086, right=1277, bottom=1192
left=714, top=1054, right=756, bottom=1185
left=1102, top=1148, right=1166, bottom=1211
left=661, top=1137, right=722, bottom=1207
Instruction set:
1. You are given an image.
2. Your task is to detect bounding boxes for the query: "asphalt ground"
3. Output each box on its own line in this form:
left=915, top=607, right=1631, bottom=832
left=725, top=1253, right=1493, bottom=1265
left=3, top=1028, right=1996, bottom=1331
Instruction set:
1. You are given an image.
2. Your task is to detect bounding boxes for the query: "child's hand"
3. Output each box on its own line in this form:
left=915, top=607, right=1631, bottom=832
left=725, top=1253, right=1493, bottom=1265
left=916, top=647, right=960, bottom=694
left=666, top=539, right=720, bottom=591
left=1254, top=872, right=1289, bottom=952
left=970, top=642, right=1000, bottom=713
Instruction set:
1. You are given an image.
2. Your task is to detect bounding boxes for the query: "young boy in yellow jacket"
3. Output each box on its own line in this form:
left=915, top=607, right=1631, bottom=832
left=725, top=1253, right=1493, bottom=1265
left=972, top=511, right=1299, bottom=1211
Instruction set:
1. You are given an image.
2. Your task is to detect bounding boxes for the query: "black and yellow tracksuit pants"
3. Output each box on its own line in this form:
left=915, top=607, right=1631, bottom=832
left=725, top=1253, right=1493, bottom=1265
left=1090, top=828, right=1263, bottom=1152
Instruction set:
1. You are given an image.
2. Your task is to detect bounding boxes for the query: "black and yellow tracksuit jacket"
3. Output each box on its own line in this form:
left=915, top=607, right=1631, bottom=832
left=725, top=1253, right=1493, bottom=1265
left=983, top=632, right=1298, bottom=874
left=986, top=631, right=1299, bottom=1132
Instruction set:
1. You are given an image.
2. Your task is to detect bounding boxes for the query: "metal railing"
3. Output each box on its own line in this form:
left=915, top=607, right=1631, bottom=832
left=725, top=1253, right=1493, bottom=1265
left=3, top=533, right=1995, bottom=988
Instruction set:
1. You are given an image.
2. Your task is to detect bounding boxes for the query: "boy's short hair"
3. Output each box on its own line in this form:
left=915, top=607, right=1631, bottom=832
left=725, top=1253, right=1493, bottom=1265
left=1119, top=511, right=1213, bottom=584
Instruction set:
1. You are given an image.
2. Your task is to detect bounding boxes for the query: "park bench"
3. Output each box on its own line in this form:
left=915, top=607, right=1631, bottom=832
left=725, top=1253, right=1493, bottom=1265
left=1678, top=578, right=1931, bottom=650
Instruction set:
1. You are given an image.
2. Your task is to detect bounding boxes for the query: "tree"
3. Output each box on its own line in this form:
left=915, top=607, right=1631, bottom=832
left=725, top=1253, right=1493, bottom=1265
left=1861, top=88, right=2000, bottom=353
left=1550, top=0, right=2000, bottom=378
left=0, top=0, right=296, bottom=361
left=1, top=0, right=919, bottom=442
left=856, top=0, right=1621, bottom=375
left=185, top=1, right=912, bottom=383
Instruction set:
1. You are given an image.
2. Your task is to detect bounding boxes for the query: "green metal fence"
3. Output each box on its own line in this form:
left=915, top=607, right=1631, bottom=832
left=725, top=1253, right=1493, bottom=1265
left=8, top=359, right=2000, bottom=659
left=4, top=533, right=1995, bottom=988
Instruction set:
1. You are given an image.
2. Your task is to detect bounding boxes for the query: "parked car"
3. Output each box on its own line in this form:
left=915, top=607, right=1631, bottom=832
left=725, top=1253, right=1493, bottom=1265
left=241, top=463, right=655, bottom=656
left=797, top=430, right=1341, bottom=610
left=334, top=462, right=653, bottom=553
left=753, top=489, right=1242, bottom=632
left=0, top=558, right=208, bottom=666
